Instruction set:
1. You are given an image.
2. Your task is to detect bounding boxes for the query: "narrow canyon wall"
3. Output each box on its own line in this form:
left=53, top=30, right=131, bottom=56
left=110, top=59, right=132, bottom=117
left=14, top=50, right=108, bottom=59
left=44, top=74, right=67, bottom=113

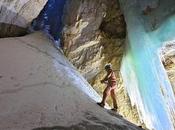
left=62, top=0, right=143, bottom=126
left=0, top=0, right=47, bottom=38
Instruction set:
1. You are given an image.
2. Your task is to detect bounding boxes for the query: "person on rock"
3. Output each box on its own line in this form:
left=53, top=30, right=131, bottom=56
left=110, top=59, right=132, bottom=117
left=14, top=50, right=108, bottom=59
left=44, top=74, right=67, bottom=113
left=97, top=64, right=118, bottom=111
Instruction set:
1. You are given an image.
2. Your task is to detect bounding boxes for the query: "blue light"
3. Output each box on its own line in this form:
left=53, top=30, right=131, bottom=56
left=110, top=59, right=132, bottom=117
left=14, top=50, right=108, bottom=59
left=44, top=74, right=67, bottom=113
left=32, top=0, right=67, bottom=48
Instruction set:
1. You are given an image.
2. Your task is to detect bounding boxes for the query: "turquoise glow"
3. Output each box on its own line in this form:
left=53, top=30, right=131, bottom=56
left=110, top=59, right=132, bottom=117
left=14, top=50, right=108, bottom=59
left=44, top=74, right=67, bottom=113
left=120, top=0, right=175, bottom=130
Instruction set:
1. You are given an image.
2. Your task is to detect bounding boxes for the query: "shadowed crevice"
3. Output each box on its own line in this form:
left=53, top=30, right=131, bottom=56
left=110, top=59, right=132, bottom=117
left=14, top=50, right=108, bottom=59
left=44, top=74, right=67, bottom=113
left=0, top=5, right=29, bottom=38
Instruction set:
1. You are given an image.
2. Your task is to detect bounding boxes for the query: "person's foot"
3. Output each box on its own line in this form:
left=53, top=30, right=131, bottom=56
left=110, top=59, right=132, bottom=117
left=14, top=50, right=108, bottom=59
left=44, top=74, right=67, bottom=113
left=111, top=107, right=118, bottom=112
left=97, top=102, right=105, bottom=108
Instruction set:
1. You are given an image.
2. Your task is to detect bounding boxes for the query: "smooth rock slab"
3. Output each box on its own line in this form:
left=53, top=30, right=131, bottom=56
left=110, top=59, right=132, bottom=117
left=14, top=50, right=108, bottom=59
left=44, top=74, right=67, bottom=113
left=0, top=32, right=143, bottom=130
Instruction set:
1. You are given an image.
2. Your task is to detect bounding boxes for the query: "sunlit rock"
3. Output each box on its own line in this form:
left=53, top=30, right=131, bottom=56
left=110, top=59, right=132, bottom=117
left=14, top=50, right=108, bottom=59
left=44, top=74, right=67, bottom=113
left=161, top=42, right=175, bottom=95
left=62, top=0, right=141, bottom=127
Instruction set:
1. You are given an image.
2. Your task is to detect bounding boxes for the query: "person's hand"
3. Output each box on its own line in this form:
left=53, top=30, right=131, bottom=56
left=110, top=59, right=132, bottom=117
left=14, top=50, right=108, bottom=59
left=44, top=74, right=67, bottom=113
left=100, top=80, right=104, bottom=84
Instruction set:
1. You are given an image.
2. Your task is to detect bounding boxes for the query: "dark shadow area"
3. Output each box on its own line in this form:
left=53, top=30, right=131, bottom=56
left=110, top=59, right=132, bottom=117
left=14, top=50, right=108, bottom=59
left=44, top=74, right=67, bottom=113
left=32, top=111, right=143, bottom=130
left=32, top=121, right=142, bottom=130
left=0, top=23, right=27, bottom=38
left=140, top=0, right=175, bottom=31
left=0, top=5, right=28, bottom=38
left=99, top=0, right=126, bottom=39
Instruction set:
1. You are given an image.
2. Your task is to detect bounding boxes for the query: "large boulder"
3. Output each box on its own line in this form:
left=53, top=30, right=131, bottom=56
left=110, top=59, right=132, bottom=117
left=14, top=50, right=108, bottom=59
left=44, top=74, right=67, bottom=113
left=0, top=0, right=47, bottom=38
left=0, top=32, right=143, bottom=130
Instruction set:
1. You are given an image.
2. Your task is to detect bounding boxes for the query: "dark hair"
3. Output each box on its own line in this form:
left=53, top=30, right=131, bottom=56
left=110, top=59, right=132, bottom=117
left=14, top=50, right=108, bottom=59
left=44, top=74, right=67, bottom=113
left=104, top=64, right=112, bottom=70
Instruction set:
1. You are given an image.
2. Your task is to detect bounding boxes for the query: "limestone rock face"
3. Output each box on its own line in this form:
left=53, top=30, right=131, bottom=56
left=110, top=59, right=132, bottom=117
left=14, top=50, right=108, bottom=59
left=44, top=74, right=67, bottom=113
left=63, top=0, right=125, bottom=81
left=161, top=43, right=175, bottom=94
left=0, top=0, right=47, bottom=38
left=62, top=0, right=142, bottom=126
left=0, top=32, right=143, bottom=130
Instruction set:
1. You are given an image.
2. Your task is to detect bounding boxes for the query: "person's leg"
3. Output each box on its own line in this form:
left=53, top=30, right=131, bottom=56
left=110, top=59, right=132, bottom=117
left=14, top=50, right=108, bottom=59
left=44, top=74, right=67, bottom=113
left=110, top=89, right=118, bottom=109
left=100, top=86, right=111, bottom=106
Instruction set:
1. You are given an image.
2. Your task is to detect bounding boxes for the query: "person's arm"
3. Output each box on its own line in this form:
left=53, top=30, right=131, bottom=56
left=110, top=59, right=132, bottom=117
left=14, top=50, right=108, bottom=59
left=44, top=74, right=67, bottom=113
left=101, top=72, right=111, bottom=83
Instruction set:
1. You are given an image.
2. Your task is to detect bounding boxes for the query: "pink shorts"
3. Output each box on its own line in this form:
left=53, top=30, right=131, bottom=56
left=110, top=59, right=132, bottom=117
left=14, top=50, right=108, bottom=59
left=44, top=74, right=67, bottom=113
left=107, top=82, right=117, bottom=90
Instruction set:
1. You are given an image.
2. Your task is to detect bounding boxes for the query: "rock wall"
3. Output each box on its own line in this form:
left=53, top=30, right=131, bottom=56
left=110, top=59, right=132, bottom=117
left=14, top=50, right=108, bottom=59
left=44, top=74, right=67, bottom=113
left=0, top=32, right=143, bottom=130
left=161, top=43, right=175, bottom=94
left=62, top=0, right=143, bottom=127
left=0, top=0, right=47, bottom=38
left=63, top=0, right=125, bottom=82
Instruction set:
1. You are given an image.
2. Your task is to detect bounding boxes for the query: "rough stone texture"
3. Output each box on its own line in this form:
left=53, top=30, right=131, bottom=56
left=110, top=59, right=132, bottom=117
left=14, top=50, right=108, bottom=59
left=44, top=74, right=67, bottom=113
left=0, top=32, right=144, bottom=130
left=161, top=43, right=175, bottom=94
left=165, top=59, right=175, bottom=94
left=62, top=0, right=143, bottom=127
left=63, top=0, right=125, bottom=82
left=0, top=0, right=47, bottom=38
